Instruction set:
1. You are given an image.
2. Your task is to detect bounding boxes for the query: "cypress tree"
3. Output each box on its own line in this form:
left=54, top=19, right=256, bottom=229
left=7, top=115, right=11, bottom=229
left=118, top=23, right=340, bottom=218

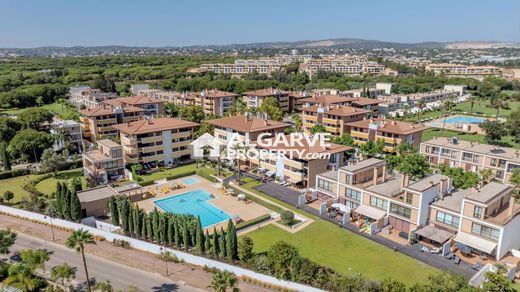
left=109, top=196, right=119, bottom=226
left=133, top=207, right=140, bottom=239
left=195, top=216, right=204, bottom=254
left=0, top=142, right=11, bottom=171
left=62, top=187, right=72, bottom=220
left=174, top=220, right=181, bottom=248
left=219, top=227, right=226, bottom=259
left=182, top=221, right=190, bottom=251
left=118, top=199, right=129, bottom=233
left=167, top=216, right=174, bottom=246
left=145, top=214, right=152, bottom=242
left=151, top=208, right=160, bottom=242
left=55, top=182, right=63, bottom=218
left=70, top=190, right=82, bottom=222
left=71, top=177, right=82, bottom=192
left=212, top=227, right=219, bottom=257
left=227, top=219, right=238, bottom=260
left=128, top=206, right=135, bottom=237
left=158, top=214, right=166, bottom=245
left=204, top=230, right=211, bottom=255
left=141, top=213, right=147, bottom=241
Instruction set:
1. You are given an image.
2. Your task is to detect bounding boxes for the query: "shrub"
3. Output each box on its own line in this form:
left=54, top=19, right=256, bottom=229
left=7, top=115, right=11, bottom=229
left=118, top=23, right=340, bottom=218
left=0, top=168, right=31, bottom=180
left=280, top=211, right=295, bottom=226
left=236, top=214, right=271, bottom=231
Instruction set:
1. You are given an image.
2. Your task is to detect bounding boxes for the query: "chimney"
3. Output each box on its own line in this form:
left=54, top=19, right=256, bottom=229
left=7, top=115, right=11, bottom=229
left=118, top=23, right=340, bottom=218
left=439, top=178, right=446, bottom=198
left=373, top=167, right=378, bottom=186
left=263, top=120, right=268, bottom=126
left=508, top=196, right=515, bottom=217
left=400, top=173, right=409, bottom=188
left=382, top=164, right=387, bottom=182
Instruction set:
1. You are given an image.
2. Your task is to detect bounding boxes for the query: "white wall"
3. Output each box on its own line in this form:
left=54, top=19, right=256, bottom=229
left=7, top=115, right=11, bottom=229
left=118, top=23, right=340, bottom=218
left=497, top=214, right=520, bottom=260
left=0, top=205, right=323, bottom=292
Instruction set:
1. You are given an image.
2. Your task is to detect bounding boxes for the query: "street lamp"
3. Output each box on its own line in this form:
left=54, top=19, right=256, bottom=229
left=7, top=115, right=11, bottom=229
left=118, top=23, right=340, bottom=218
left=44, top=215, right=55, bottom=242
left=160, top=246, right=169, bottom=276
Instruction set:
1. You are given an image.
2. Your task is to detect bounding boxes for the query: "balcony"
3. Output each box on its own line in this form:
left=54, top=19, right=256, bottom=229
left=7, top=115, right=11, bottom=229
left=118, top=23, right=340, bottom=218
left=304, top=115, right=318, bottom=121
left=322, top=118, right=341, bottom=125
left=351, top=131, right=368, bottom=139
left=139, top=136, right=162, bottom=144
left=172, top=131, right=192, bottom=139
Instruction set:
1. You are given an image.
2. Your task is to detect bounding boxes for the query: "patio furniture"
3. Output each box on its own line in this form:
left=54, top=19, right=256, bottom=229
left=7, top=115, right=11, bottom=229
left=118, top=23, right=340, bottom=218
left=398, top=231, right=408, bottom=240
left=420, top=245, right=430, bottom=253
left=430, top=247, right=442, bottom=254
left=472, top=262, right=483, bottom=270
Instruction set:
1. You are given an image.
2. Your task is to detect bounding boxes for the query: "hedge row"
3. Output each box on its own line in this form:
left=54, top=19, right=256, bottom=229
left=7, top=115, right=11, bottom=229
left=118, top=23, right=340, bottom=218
left=0, top=168, right=31, bottom=180
left=236, top=214, right=272, bottom=231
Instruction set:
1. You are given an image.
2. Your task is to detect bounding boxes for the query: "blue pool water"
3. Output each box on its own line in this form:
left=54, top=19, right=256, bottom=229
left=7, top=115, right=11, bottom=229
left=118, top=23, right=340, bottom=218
left=154, top=189, right=229, bottom=228
left=182, top=178, right=200, bottom=185
left=432, top=116, right=486, bottom=127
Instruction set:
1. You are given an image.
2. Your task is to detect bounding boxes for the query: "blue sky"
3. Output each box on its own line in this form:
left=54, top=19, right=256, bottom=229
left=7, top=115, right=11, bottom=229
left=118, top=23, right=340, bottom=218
left=1, top=0, right=519, bottom=47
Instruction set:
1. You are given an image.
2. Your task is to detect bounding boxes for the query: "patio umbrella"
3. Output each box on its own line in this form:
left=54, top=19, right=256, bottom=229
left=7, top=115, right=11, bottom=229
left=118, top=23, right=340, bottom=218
left=237, top=194, right=246, bottom=200
left=456, top=242, right=471, bottom=254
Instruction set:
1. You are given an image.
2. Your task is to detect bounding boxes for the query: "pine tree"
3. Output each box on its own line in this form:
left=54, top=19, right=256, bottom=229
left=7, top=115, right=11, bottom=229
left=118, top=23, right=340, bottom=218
left=108, top=196, right=119, bottom=226
left=212, top=227, right=219, bottom=258
left=204, top=230, right=211, bottom=255
left=151, top=208, right=160, bottom=242
left=173, top=220, right=181, bottom=248
left=195, top=216, right=204, bottom=254
left=182, top=221, right=190, bottom=251
left=70, top=190, right=82, bottom=221
left=62, top=187, right=72, bottom=220
left=219, top=227, right=226, bottom=259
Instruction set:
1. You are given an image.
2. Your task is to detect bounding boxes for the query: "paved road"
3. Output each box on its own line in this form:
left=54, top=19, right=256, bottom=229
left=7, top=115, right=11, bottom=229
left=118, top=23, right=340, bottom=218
left=9, top=233, right=204, bottom=292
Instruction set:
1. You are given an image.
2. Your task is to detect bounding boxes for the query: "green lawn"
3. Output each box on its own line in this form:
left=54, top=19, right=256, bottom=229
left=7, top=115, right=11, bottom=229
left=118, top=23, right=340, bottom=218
left=0, top=168, right=85, bottom=203
left=239, top=178, right=437, bottom=285
left=34, top=168, right=86, bottom=195
left=452, top=100, right=519, bottom=118
left=134, top=163, right=198, bottom=184
left=1, top=102, right=79, bottom=120
left=422, top=128, right=520, bottom=149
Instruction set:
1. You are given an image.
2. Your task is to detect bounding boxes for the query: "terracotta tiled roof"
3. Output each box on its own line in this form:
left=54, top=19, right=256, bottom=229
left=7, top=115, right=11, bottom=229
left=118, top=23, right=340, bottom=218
left=302, top=105, right=371, bottom=117
left=243, top=89, right=290, bottom=97
left=351, top=97, right=381, bottom=106
left=207, top=115, right=289, bottom=133
left=107, top=96, right=165, bottom=106
left=79, top=104, right=144, bottom=117
left=300, top=95, right=357, bottom=105
left=200, top=90, right=238, bottom=98
left=113, top=117, right=199, bottom=135
left=346, top=118, right=427, bottom=135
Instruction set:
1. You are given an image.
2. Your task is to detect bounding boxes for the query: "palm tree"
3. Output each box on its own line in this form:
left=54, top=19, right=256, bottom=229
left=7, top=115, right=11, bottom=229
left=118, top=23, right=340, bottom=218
left=403, top=104, right=411, bottom=120
left=489, top=94, right=509, bottom=117
left=52, top=127, right=70, bottom=150
left=441, top=99, right=456, bottom=132
left=291, top=114, right=302, bottom=132
left=231, top=143, right=244, bottom=184
left=3, top=264, right=40, bottom=292
left=216, top=144, right=227, bottom=178
left=51, top=263, right=76, bottom=287
left=66, top=229, right=96, bottom=292
left=416, top=100, right=426, bottom=119
left=467, top=95, right=480, bottom=115
left=480, top=169, right=493, bottom=185
left=208, top=270, right=239, bottom=292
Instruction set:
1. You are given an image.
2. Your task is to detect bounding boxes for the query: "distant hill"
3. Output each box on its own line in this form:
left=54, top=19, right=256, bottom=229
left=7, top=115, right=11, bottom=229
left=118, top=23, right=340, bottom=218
left=1, top=38, right=519, bottom=56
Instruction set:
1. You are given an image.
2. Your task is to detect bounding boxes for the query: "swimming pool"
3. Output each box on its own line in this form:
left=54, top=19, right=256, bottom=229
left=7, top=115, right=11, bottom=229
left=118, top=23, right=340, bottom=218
left=154, top=189, right=229, bottom=228
left=182, top=177, right=200, bottom=185
left=432, top=115, right=486, bottom=127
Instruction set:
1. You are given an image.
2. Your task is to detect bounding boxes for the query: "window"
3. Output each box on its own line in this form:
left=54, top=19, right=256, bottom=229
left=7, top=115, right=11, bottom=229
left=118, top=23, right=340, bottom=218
left=473, top=206, right=483, bottom=218
left=345, top=188, right=361, bottom=201
left=436, top=211, right=460, bottom=228
left=471, top=223, right=500, bottom=241
left=406, top=193, right=413, bottom=204
left=370, top=196, right=388, bottom=210
left=390, top=203, right=411, bottom=219
left=317, top=179, right=334, bottom=192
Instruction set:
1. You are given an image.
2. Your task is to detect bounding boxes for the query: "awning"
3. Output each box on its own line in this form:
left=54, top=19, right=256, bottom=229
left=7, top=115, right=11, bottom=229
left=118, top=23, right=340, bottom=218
left=331, top=203, right=350, bottom=213
left=455, top=232, right=497, bottom=254
left=414, top=225, right=454, bottom=244
left=354, top=205, right=386, bottom=219
left=287, top=177, right=303, bottom=184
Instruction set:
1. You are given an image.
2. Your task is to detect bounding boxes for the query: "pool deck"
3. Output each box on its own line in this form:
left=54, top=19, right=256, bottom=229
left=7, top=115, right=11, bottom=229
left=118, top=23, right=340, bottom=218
left=427, top=114, right=491, bottom=134
left=136, top=174, right=272, bottom=231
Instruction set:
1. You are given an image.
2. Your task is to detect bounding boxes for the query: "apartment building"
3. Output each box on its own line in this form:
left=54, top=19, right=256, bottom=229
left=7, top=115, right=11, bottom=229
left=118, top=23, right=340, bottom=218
left=300, top=94, right=380, bottom=112
left=82, top=139, right=125, bottom=186
left=69, top=86, right=118, bottom=109
left=196, top=90, right=237, bottom=116
left=51, top=119, right=83, bottom=152
left=314, top=158, right=451, bottom=236
left=208, top=115, right=290, bottom=145
left=113, top=117, right=199, bottom=166
left=347, top=118, right=426, bottom=152
left=244, top=135, right=351, bottom=188
left=79, top=104, right=144, bottom=140
left=139, top=89, right=196, bottom=107
left=199, top=61, right=283, bottom=76
left=420, top=137, right=520, bottom=184
left=299, top=56, right=386, bottom=78
left=243, top=89, right=291, bottom=113
left=103, top=96, right=165, bottom=116
left=346, top=88, right=386, bottom=98
left=425, top=63, right=502, bottom=78
left=430, top=182, right=520, bottom=260
left=302, top=105, right=371, bottom=135
left=288, top=92, right=309, bottom=112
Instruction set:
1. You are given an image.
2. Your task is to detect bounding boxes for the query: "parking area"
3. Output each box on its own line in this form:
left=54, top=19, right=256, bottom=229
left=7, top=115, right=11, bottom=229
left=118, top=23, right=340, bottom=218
left=254, top=182, right=302, bottom=206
